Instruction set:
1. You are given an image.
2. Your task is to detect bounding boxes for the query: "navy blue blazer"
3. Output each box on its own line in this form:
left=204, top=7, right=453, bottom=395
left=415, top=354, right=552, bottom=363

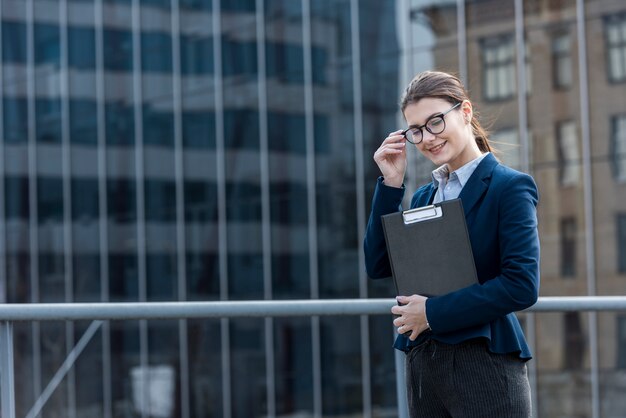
left=364, top=153, right=540, bottom=359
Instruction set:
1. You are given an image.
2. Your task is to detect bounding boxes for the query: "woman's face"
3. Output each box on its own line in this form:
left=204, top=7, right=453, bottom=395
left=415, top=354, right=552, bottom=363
left=403, top=97, right=481, bottom=172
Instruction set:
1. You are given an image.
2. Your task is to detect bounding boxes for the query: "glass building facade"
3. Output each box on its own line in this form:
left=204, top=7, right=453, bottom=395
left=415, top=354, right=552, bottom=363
left=0, top=0, right=625, bottom=417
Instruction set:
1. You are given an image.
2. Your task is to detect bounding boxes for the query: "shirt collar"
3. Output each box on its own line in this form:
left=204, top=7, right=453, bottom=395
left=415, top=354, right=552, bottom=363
left=431, top=152, right=489, bottom=188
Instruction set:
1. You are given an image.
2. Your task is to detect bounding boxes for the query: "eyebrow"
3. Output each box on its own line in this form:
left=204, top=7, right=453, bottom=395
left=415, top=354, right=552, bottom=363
left=407, top=111, right=445, bottom=129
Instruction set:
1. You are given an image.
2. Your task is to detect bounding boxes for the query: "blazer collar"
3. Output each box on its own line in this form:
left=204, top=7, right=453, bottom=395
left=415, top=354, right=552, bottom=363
left=457, top=152, right=498, bottom=216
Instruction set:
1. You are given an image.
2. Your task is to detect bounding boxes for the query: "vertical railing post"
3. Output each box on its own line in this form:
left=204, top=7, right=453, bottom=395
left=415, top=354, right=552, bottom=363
left=0, top=321, right=16, bottom=418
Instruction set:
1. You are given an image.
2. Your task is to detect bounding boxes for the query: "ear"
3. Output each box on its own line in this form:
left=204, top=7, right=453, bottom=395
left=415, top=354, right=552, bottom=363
left=461, top=100, right=473, bottom=124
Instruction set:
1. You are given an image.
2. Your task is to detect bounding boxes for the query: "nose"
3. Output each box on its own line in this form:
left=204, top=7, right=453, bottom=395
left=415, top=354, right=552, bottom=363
left=421, top=129, right=436, bottom=142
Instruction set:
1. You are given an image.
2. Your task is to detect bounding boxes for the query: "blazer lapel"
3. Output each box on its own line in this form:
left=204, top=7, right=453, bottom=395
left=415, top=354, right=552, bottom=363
left=458, top=153, right=498, bottom=217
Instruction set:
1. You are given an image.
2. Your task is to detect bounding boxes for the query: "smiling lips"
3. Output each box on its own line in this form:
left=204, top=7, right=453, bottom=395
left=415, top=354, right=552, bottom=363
left=428, top=142, right=446, bottom=153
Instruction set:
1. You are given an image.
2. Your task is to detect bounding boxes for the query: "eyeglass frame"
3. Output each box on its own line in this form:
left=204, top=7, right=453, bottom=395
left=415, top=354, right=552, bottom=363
left=401, top=102, right=462, bottom=145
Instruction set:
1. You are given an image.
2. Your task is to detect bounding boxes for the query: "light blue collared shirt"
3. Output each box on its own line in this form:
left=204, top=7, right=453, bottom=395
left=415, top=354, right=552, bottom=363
left=432, top=153, right=489, bottom=204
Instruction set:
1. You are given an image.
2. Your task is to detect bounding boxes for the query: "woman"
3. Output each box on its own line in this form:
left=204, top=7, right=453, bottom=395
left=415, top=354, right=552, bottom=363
left=364, top=71, right=539, bottom=417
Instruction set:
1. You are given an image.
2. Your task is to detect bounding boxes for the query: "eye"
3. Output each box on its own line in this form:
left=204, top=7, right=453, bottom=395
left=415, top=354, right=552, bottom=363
left=429, top=117, right=444, bottom=127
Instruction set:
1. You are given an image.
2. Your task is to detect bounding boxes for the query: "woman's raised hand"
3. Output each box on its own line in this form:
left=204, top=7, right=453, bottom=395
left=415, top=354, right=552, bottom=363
left=373, top=130, right=407, bottom=188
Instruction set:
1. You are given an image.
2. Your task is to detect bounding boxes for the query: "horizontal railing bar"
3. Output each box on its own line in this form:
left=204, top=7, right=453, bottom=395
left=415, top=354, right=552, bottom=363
left=0, top=297, right=625, bottom=321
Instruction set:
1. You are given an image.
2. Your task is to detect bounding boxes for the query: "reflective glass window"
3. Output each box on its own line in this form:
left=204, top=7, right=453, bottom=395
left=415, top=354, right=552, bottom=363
left=611, top=115, right=626, bottom=181
left=68, top=26, right=96, bottom=69
left=70, top=100, right=98, bottom=145
left=3, top=97, right=28, bottom=143
left=180, top=35, right=213, bottom=75
left=557, top=120, right=580, bottom=186
left=106, top=102, right=135, bottom=146
left=36, top=99, right=62, bottom=143
left=552, top=32, right=573, bottom=89
left=560, top=217, right=577, bottom=278
left=141, top=32, right=173, bottom=73
left=34, top=24, right=60, bottom=66
left=104, top=29, right=133, bottom=71
left=2, top=21, right=27, bottom=63
left=606, top=13, right=626, bottom=83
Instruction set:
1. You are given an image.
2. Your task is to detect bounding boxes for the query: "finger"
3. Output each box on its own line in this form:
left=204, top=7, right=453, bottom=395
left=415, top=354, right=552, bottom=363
left=392, top=317, right=403, bottom=327
left=396, top=295, right=410, bottom=304
left=390, top=305, right=403, bottom=315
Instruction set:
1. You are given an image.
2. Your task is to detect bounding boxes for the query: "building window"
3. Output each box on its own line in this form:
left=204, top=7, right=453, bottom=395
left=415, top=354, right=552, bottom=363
left=560, top=217, right=577, bottom=278
left=552, top=33, right=572, bottom=89
left=618, top=316, right=626, bottom=368
left=481, top=36, right=531, bottom=101
left=605, top=14, right=626, bottom=83
left=563, top=312, right=584, bottom=369
left=482, top=36, right=516, bottom=101
left=557, top=120, right=579, bottom=186
left=618, top=214, right=626, bottom=274
left=612, top=115, right=626, bottom=181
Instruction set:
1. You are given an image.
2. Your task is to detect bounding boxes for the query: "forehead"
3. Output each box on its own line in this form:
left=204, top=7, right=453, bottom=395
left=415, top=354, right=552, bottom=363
left=403, top=97, right=453, bottom=125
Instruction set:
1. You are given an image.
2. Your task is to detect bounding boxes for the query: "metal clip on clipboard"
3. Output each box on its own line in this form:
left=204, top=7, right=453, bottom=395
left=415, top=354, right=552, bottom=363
left=402, top=204, right=443, bottom=224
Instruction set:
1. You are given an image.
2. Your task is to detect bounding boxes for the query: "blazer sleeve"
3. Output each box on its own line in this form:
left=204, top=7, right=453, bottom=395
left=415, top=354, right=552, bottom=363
left=426, top=173, right=540, bottom=333
left=363, top=177, right=405, bottom=279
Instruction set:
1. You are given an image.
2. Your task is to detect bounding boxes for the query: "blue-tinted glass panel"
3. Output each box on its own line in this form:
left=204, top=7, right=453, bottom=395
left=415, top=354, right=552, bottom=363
left=186, top=253, right=219, bottom=300
left=226, top=182, right=261, bottom=221
left=74, top=323, right=103, bottom=411
left=39, top=253, right=65, bottom=302
left=2, top=21, right=27, bottom=63
left=146, top=254, right=176, bottom=300
left=180, top=35, right=213, bottom=75
left=4, top=176, right=29, bottom=219
left=68, top=26, right=96, bottom=69
left=269, top=182, right=307, bottom=224
left=221, top=0, right=255, bottom=12
left=70, top=100, right=98, bottom=145
left=314, top=114, right=330, bottom=154
left=272, top=255, right=309, bottom=299
left=321, top=317, right=362, bottom=415
left=267, top=112, right=306, bottom=154
left=36, top=99, right=62, bottom=143
left=182, top=112, right=215, bottom=148
left=231, top=318, right=266, bottom=417
left=107, top=179, right=137, bottom=223
left=3, top=98, right=28, bottom=143
left=222, top=40, right=257, bottom=78
left=73, top=255, right=100, bottom=302
left=104, top=29, right=133, bottom=71
left=228, top=254, right=263, bottom=299
left=266, top=42, right=304, bottom=84
left=180, top=0, right=212, bottom=11
left=37, top=177, right=63, bottom=224
left=311, top=46, right=328, bottom=85
left=72, top=178, right=99, bottom=221
left=34, top=24, right=60, bottom=65
left=106, top=102, right=135, bottom=145
left=223, top=110, right=259, bottom=150
left=141, top=32, right=172, bottom=73
left=184, top=180, right=218, bottom=222
left=144, top=180, right=176, bottom=222
left=109, top=254, right=138, bottom=301
left=141, top=0, right=170, bottom=8
left=6, top=253, right=30, bottom=303
left=274, top=318, right=313, bottom=415
left=143, top=106, right=174, bottom=147
left=187, top=320, right=222, bottom=416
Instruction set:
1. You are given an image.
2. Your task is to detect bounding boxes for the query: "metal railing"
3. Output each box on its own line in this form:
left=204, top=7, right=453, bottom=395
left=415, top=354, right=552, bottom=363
left=1, top=296, right=626, bottom=418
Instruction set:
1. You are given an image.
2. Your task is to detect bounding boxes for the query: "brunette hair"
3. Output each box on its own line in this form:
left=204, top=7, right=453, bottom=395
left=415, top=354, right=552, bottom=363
left=400, top=71, right=493, bottom=153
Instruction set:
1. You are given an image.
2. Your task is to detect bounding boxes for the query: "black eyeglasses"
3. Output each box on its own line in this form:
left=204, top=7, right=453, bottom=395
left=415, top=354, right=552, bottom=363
left=402, top=102, right=461, bottom=145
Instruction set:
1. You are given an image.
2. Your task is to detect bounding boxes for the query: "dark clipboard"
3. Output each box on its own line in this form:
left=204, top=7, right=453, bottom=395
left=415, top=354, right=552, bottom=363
left=381, top=199, right=478, bottom=297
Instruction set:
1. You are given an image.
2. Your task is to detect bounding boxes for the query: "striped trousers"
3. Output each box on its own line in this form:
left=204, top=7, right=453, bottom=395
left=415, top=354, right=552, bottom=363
left=405, top=338, right=531, bottom=418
